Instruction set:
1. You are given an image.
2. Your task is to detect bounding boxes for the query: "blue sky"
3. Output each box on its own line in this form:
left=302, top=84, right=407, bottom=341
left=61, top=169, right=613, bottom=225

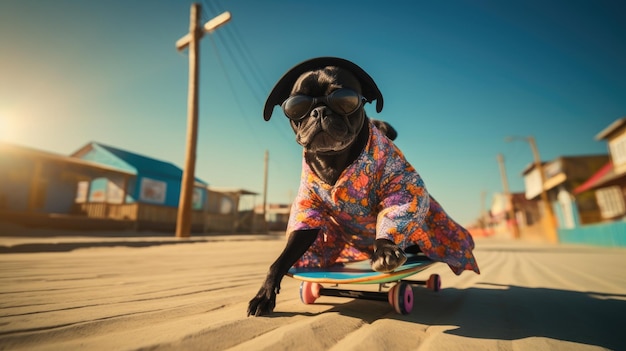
left=1, top=0, right=625, bottom=226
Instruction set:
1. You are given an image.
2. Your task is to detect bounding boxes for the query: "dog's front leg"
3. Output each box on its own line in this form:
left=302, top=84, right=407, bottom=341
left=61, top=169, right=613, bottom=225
left=247, top=229, right=319, bottom=317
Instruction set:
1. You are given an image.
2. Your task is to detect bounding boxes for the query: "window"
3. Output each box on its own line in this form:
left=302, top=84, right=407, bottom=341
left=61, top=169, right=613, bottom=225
left=75, top=181, right=89, bottom=203
left=139, top=178, right=167, bottom=204
left=609, top=134, right=626, bottom=167
left=595, top=186, right=625, bottom=219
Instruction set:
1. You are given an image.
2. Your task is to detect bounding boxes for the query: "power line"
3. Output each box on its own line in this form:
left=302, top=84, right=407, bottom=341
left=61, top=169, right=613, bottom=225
left=198, top=0, right=295, bottom=143
left=201, top=0, right=267, bottom=104
left=207, top=35, right=264, bottom=148
left=206, top=0, right=271, bottom=99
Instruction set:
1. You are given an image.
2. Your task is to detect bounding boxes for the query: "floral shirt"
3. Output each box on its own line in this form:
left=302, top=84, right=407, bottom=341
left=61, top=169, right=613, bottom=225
left=288, top=121, right=479, bottom=275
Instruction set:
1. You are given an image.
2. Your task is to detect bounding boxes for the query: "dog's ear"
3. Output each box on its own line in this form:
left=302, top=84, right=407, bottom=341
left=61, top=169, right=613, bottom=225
left=263, top=57, right=384, bottom=121
left=371, top=119, right=398, bottom=141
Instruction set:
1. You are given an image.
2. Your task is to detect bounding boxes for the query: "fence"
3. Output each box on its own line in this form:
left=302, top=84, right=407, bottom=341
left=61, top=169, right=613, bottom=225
left=558, top=221, right=626, bottom=247
left=75, top=203, right=247, bottom=233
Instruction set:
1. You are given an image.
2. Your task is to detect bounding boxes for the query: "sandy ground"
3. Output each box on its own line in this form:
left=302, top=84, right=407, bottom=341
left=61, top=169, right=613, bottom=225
left=0, top=235, right=625, bottom=351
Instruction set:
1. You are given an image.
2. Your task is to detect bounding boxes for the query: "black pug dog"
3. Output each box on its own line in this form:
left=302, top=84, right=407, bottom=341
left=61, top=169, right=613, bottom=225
left=248, top=57, right=478, bottom=317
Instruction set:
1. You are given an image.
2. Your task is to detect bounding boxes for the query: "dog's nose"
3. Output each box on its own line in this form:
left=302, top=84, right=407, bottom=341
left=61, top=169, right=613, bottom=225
left=310, top=106, right=329, bottom=119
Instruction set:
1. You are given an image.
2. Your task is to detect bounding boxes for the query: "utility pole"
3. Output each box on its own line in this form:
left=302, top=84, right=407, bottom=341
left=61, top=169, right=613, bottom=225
left=480, top=190, right=487, bottom=235
left=497, top=153, right=520, bottom=239
left=175, top=4, right=231, bottom=238
left=505, top=135, right=559, bottom=243
left=528, top=136, right=559, bottom=243
left=262, top=150, right=269, bottom=233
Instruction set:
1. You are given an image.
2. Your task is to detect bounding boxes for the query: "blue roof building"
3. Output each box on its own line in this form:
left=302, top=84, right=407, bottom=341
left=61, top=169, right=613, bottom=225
left=71, top=142, right=207, bottom=209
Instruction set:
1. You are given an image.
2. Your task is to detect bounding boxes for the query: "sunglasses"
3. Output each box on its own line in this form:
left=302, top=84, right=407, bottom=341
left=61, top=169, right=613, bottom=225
left=281, top=88, right=366, bottom=121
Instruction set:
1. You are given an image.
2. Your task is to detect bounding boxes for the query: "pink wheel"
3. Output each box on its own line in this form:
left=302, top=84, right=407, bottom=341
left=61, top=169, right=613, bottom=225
left=388, top=282, right=413, bottom=314
left=299, top=281, right=321, bottom=304
left=426, top=274, right=441, bottom=292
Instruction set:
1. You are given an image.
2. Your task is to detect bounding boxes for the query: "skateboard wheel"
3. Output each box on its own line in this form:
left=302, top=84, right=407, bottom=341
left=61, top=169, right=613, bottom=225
left=426, top=274, right=441, bottom=292
left=300, top=281, right=321, bottom=304
left=388, top=282, right=413, bottom=314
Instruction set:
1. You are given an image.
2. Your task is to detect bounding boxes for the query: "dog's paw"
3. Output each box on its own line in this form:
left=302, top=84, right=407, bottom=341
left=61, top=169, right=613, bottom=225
left=247, top=273, right=281, bottom=317
left=371, top=238, right=407, bottom=272
left=247, top=286, right=277, bottom=317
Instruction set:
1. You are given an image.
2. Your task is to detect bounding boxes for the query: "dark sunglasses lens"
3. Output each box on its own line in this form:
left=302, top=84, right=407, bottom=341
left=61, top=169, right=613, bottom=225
left=329, top=89, right=361, bottom=114
left=282, top=95, right=313, bottom=120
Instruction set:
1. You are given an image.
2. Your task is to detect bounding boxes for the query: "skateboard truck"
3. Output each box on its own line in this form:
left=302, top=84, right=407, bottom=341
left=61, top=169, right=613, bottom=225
left=299, top=274, right=441, bottom=315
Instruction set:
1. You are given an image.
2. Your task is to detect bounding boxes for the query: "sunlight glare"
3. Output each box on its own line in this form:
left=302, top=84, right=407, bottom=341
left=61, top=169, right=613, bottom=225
left=0, top=109, right=20, bottom=142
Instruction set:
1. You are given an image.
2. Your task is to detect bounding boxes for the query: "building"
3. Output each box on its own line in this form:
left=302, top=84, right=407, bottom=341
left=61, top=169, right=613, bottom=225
left=574, top=118, right=626, bottom=221
left=0, top=141, right=261, bottom=233
left=254, top=203, right=291, bottom=231
left=558, top=117, right=626, bottom=247
left=486, top=192, right=540, bottom=238
left=206, top=187, right=263, bottom=233
left=0, top=142, right=134, bottom=229
left=522, top=154, right=609, bottom=229
left=72, top=142, right=209, bottom=209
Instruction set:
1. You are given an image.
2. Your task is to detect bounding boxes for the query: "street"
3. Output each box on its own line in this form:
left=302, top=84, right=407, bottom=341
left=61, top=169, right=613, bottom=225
left=0, top=236, right=624, bottom=350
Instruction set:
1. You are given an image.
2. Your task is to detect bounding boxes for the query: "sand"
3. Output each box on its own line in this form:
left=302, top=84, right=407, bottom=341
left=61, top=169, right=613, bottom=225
left=0, top=235, right=625, bottom=350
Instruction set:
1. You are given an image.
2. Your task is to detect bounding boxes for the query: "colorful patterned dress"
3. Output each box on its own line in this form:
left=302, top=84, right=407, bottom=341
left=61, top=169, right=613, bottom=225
left=287, top=121, right=480, bottom=275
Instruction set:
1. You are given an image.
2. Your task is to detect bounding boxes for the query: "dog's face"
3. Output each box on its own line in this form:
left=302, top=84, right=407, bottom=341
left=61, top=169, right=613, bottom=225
left=263, top=57, right=384, bottom=184
left=285, top=67, right=366, bottom=155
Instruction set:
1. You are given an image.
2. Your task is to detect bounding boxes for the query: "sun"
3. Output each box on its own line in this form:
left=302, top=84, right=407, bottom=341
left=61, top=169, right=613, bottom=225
left=0, top=110, right=19, bottom=142
left=0, top=115, right=6, bottom=141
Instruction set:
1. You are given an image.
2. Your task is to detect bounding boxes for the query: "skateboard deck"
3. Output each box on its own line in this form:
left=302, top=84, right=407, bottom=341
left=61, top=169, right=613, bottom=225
left=286, top=254, right=441, bottom=315
left=287, top=254, right=435, bottom=284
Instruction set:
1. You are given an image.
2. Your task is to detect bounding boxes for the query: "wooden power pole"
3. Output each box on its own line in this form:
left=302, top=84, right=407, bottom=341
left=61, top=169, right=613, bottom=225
left=497, top=153, right=520, bottom=239
left=505, top=135, right=559, bottom=243
left=528, top=136, right=559, bottom=243
left=175, top=4, right=231, bottom=238
left=262, top=150, right=269, bottom=232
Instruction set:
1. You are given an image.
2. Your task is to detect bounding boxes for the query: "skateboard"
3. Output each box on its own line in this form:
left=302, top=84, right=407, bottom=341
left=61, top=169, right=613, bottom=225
left=286, top=254, right=441, bottom=314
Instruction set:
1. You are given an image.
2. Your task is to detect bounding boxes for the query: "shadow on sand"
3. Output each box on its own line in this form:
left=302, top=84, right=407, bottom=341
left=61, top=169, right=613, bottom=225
left=0, top=240, right=203, bottom=253
left=329, top=283, right=625, bottom=350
